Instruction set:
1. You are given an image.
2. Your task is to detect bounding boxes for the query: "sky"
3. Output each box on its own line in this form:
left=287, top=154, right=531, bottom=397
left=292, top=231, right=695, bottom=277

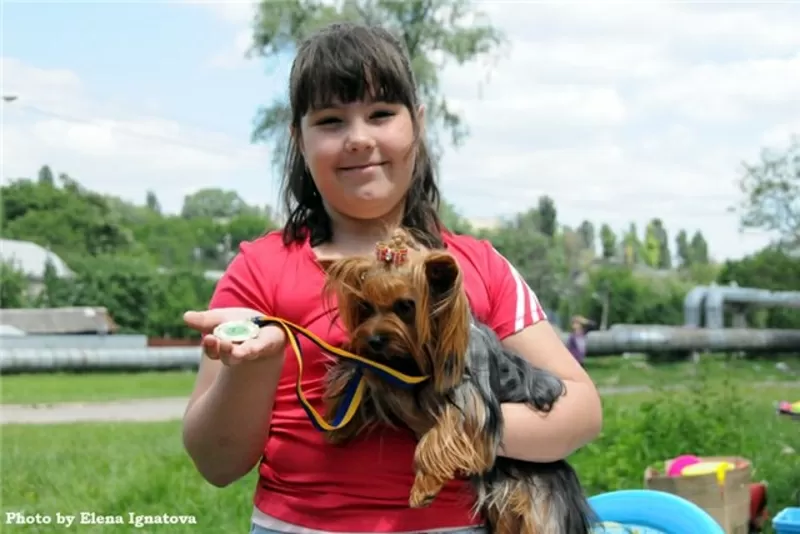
left=3, top=1, right=800, bottom=262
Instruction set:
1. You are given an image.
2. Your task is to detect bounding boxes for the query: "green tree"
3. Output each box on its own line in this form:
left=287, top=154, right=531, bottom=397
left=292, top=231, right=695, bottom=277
left=33, top=258, right=74, bottom=308
left=577, top=265, right=688, bottom=327
left=145, top=190, right=162, bottom=214
left=689, top=230, right=709, bottom=265
left=735, top=135, right=799, bottom=249
left=37, top=165, right=54, bottom=186
left=642, top=218, right=670, bottom=269
left=181, top=188, right=252, bottom=220
left=577, top=220, right=596, bottom=253
left=1, top=177, right=135, bottom=262
left=537, top=195, right=558, bottom=239
left=0, top=262, right=29, bottom=308
left=676, top=229, right=691, bottom=267
left=599, top=224, right=617, bottom=260
left=717, top=246, right=800, bottom=328
left=642, top=221, right=661, bottom=268
left=622, top=223, right=641, bottom=266
left=247, top=0, right=505, bottom=165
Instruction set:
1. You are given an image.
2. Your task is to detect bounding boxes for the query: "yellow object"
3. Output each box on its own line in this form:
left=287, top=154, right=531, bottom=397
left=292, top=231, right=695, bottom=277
left=681, top=461, right=735, bottom=483
left=791, top=401, right=800, bottom=412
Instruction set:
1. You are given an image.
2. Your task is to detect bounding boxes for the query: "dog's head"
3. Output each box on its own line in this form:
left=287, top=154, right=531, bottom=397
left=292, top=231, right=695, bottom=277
left=324, top=228, right=471, bottom=393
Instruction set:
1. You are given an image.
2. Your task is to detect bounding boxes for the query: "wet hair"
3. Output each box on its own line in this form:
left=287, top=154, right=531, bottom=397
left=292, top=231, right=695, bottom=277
left=279, top=22, right=444, bottom=249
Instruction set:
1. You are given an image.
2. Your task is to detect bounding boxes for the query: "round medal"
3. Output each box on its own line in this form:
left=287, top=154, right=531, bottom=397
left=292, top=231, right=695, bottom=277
left=213, top=320, right=260, bottom=343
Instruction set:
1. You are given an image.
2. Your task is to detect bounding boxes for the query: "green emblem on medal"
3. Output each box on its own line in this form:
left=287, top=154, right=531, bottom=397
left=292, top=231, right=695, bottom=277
left=213, top=320, right=260, bottom=343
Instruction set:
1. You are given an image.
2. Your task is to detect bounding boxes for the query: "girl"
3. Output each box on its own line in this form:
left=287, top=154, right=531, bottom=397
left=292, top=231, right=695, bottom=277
left=182, top=22, right=602, bottom=534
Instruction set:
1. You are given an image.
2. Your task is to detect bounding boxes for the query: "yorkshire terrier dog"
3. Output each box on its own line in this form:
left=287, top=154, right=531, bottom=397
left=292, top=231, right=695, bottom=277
left=322, top=229, right=596, bottom=534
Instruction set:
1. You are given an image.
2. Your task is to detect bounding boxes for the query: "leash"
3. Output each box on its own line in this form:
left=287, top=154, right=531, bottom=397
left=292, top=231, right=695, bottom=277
left=214, top=316, right=430, bottom=432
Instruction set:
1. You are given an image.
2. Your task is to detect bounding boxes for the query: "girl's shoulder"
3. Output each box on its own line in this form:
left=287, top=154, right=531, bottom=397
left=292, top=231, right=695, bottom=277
left=441, top=231, right=502, bottom=280
left=442, top=231, right=546, bottom=337
left=211, top=230, right=318, bottom=315
left=239, top=229, right=304, bottom=257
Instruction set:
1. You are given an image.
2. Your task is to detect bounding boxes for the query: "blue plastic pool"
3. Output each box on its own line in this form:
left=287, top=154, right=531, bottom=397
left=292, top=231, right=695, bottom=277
left=774, top=507, right=800, bottom=534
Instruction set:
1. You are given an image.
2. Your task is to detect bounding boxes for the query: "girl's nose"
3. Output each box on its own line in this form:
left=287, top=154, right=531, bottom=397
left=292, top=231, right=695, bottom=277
left=344, top=122, right=376, bottom=152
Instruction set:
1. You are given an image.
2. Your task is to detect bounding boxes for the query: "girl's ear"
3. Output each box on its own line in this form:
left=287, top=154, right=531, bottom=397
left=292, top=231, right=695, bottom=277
left=416, top=105, right=426, bottom=134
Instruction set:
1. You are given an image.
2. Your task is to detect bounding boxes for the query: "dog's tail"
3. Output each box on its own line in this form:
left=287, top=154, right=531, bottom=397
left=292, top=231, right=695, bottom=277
left=477, top=459, right=597, bottom=534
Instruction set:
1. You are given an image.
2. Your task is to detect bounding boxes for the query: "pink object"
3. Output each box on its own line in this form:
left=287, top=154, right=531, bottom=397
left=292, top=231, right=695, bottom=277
left=667, top=455, right=701, bottom=477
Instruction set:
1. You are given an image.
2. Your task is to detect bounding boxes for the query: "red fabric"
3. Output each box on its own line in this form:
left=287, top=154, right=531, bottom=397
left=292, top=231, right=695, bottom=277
left=209, top=230, right=546, bottom=532
left=750, top=482, right=768, bottom=524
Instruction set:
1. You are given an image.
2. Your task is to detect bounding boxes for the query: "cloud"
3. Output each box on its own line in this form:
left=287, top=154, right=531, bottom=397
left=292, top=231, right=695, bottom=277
left=200, top=0, right=257, bottom=25
left=2, top=57, right=272, bottom=211
left=433, top=2, right=800, bottom=260
left=10, top=2, right=800, bottom=261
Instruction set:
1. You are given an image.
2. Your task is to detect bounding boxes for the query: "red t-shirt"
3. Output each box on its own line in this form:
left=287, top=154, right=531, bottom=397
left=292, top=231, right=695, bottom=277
left=209, top=230, right=546, bottom=532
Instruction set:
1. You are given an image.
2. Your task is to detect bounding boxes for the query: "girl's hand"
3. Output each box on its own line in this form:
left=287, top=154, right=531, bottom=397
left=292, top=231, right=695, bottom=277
left=183, top=308, right=286, bottom=367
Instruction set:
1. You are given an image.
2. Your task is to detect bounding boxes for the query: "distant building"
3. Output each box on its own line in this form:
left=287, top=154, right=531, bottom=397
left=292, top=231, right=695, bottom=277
left=467, top=216, right=502, bottom=231
left=0, top=307, right=118, bottom=335
left=0, top=238, right=73, bottom=296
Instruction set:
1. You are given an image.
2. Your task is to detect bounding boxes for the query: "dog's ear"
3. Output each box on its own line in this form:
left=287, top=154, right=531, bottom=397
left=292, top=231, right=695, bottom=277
left=419, top=252, right=469, bottom=393
left=322, top=257, right=372, bottom=331
left=423, top=252, right=461, bottom=298
left=324, top=258, right=369, bottom=291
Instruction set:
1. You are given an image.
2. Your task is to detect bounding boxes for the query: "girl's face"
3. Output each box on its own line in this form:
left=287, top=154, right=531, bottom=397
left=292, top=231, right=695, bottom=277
left=298, top=99, right=420, bottom=221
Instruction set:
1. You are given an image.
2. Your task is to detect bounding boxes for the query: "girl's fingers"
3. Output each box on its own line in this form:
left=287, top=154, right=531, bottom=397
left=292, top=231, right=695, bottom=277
left=183, top=308, right=265, bottom=333
left=197, top=323, right=286, bottom=367
left=201, top=334, right=236, bottom=362
left=201, top=335, right=220, bottom=360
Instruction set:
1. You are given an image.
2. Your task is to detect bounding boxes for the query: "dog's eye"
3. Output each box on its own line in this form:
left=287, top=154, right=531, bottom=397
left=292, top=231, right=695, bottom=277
left=357, top=301, right=375, bottom=320
left=392, top=299, right=416, bottom=322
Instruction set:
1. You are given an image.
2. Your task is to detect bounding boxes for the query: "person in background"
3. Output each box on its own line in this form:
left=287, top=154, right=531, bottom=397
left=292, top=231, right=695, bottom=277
left=566, top=316, right=594, bottom=367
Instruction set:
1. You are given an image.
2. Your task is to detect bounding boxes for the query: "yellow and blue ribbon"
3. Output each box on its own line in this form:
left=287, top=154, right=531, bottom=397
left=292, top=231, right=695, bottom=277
left=250, top=315, right=430, bottom=433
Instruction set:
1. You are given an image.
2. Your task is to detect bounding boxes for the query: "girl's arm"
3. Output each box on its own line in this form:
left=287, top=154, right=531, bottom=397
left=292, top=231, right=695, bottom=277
left=182, top=321, right=285, bottom=487
left=499, top=321, right=602, bottom=462
left=181, top=243, right=285, bottom=487
left=477, top=241, right=602, bottom=462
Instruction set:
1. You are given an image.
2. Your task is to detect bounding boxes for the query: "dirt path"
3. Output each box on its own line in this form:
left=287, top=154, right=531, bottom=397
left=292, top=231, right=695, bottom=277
left=2, top=382, right=798, bottom=425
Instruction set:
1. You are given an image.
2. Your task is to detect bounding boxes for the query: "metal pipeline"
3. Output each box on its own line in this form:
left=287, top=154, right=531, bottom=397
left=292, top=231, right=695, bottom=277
left=0, top=347, right=201, bottom=374
left=683, top=286, right=710, bottom=327
left=575, top=326, right=800, bottom=355
left=704, top=286, right=800, bottom=329
left=2, top=327, right=800, bottom=372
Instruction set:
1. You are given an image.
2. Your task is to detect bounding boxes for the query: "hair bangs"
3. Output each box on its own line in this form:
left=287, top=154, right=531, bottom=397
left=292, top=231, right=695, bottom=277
left=290, top=26, right=417, bottom=123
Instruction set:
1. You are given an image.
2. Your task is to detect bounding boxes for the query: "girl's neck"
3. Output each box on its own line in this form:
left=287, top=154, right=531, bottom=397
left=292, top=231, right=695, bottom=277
left=315, top=202, right=405, bottom=258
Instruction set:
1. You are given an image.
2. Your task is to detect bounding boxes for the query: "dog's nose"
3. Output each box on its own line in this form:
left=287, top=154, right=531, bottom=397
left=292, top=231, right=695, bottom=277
left=367, top=335, right=387, bottom=352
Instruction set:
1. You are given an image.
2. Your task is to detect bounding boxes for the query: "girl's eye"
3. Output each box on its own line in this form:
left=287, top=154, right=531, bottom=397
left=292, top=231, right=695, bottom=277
left=316, top=117, right=341, bottom=126
left=371, top=110, right=395, bottom=120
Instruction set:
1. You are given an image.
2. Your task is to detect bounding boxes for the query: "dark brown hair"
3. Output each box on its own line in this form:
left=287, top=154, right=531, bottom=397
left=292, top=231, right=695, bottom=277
left=280, top=22, right=443, bottom=249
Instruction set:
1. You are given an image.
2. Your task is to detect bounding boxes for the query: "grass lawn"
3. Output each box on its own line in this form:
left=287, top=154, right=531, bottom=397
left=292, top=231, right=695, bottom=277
left=0, top=370, right=197, bottom=405
left=2, top=355, right=798, bottom=405
left=2, top=384, right=799, bottom=533
left=584, top=353, right=800, bottom=389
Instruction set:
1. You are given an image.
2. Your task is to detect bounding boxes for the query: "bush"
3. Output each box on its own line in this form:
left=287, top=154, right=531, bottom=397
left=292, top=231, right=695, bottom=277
left=575, top=265, right=690, bottom=327
left=571, top=372, right=800, bottom=529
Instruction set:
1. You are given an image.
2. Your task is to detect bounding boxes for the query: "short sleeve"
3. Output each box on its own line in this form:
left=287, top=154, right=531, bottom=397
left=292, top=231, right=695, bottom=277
left=208, top=241, right=274, bottom=315
left=484, top=243, right=547, bottom=339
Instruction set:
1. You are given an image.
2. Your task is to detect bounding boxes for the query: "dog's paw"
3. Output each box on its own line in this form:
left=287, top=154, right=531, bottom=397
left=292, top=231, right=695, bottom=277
left=527, top=372, right=566, bottom=412
left=408, top=472, right=443, bottom=509
left=408, top=491, right=436, bottom=509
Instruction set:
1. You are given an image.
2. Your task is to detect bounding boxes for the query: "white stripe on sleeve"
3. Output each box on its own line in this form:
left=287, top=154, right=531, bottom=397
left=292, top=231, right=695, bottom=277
left=491, top=247, right=545, bottom=332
